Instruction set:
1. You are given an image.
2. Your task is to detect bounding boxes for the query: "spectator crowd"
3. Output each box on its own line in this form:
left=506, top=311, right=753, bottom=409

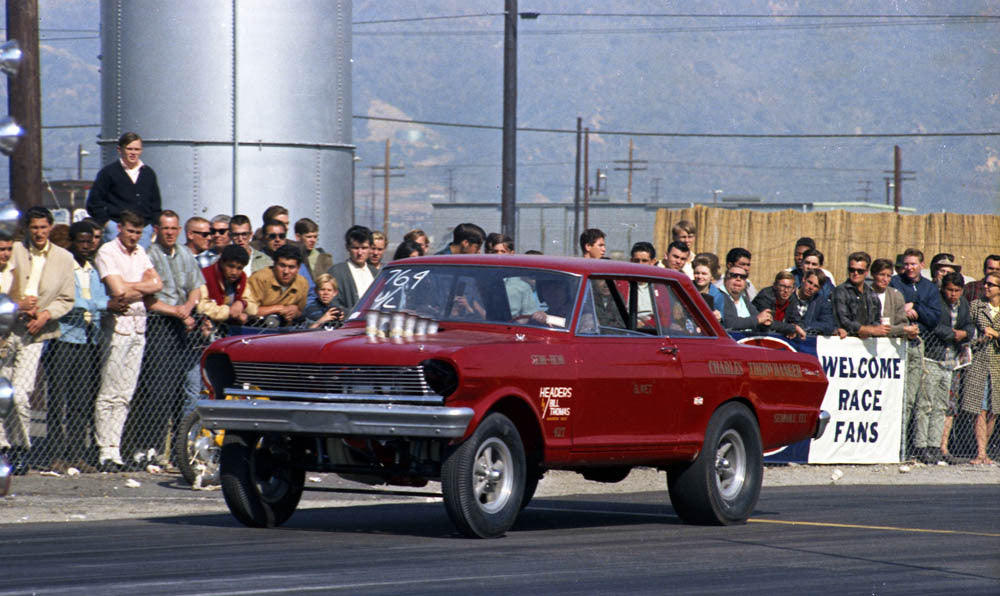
left=0, top=132, right=996, bottom=477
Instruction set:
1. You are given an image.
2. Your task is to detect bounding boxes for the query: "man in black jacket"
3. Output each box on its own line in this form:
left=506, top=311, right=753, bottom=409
left=86, top=132, right=162, bottom=248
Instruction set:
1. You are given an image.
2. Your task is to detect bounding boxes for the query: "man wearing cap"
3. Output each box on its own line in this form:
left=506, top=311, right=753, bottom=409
left=890, top=248, right=943, bottom=461
left=929, top=254, right=960, bottom=287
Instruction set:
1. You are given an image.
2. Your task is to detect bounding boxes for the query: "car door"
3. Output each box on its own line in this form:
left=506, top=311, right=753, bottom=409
left=571, top=276, right=683, bottom=459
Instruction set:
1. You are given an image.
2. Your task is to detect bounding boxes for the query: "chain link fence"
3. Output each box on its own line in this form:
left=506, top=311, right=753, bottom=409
left=904, top=328, right=996, bottom=465
left=0, top=310, right=995, bottom=475
left=0, top=312, right=311, bottom=474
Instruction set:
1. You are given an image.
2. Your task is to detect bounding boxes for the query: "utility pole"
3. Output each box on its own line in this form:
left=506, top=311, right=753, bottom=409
left=446, top=168, right=457, bottom=202
left=882, top=145, right=914, bottom=214
left=855, top=180, right=871, bottom=202
left=574, top=117, right=581, bottom=250
left=501, top=0, right=517, bottom=242
left=369, top=139, right=404, bottom=236
left=583, top=127, right=590, bottom=235
left=613, top=138, right=647, bottom=203
left=7, top=0, right=41, bottom=212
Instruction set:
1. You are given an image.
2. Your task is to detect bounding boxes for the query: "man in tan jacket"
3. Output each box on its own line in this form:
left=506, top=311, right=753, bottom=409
left=0, top=207, right=75, bottom=474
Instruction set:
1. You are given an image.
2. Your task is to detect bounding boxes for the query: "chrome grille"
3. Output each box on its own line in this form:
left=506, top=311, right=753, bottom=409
left=231, top=362, right=434, bottom=397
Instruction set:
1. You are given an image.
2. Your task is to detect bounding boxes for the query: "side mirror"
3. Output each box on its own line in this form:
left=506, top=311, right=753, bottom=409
left=0, top=294, right=17, bottom=338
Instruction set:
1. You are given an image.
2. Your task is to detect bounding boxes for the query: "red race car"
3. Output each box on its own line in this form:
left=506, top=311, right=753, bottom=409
left=197, top=255, right=829, bottom=537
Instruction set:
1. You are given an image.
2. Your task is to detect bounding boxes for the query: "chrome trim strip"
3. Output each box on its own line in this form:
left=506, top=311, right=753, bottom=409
left=222, top=387, right=444, bottom=405
left=195, top=399, right=474, bottom=438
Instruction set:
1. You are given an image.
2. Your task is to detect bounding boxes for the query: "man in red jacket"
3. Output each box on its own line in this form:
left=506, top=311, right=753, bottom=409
left=198, top=245, right=250, bottom=324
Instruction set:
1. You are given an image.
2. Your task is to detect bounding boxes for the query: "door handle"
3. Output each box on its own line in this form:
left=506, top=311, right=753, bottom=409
left=658, top=346, right=679, bottom=355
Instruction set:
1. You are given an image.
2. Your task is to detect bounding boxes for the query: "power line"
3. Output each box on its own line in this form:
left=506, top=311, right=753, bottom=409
left=354, top=18, right=996, bottom=36
left=528, top=12, right=1000, bottom=19
left=41, top=124, right=100, bottom=129
left=353, top=13, right=504, bottom=25
left=353, top=115, right=1000, bottom=139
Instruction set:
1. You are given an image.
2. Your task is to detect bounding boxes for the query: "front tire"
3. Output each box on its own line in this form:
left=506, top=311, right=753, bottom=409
left=174, top=411, right=222, bottom=487
left=220, top=432, right=305, bottom=528
left=441, top=413, right=525, bottom=538
left=667, top=402, right=762, bottom=525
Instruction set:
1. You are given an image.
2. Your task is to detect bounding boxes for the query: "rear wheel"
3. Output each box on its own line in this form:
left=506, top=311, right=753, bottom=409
left=220, top=432, right=305, bottom=527
left=667, top=402, right=762, bottom=525
left=441, top=413, right=525, bottom=538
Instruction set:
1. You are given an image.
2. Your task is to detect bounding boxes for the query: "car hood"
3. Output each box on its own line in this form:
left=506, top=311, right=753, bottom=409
left=209, top=324, right=555, bottom=366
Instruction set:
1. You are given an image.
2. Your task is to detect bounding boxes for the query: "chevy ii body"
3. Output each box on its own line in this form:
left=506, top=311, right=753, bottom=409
left=196, top=255, right=829, bottom=537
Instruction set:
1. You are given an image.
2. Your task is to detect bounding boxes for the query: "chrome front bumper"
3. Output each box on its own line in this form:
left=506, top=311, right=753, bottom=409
left=0, top=454, right=10, bottom=497
left=195, top=399, right=474, bottom=438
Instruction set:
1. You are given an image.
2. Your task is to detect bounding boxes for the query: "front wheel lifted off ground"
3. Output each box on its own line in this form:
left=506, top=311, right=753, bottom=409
left=220, top=431, right=305, bottom=528
left=667, top=402, right=762, bottom=525
left=174, top=411, right=222, bottom=487
left=441, top=413, right=526, bottom=538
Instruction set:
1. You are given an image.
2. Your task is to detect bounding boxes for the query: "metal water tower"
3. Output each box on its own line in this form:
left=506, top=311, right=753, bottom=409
left=99, top=0, right=354, bottom=258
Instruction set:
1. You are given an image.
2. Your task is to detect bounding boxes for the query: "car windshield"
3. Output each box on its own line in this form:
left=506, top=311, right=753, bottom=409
left=349, top=264, right=582, bottom=330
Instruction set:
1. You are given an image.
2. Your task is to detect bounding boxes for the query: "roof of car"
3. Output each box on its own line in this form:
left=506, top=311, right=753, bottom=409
left=388, top=254, right=690, bottom=280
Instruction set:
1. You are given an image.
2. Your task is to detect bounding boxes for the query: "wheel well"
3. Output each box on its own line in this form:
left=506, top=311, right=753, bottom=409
left=720, top=397, right=759, bottom=425
left=487, top=396, right=544, bottom=467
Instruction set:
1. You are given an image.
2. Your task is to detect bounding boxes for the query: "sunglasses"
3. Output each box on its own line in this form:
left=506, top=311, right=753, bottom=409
left=848, top=267, right=867, bottom=274
left=211, top=228, right=228, bottom=235
left=190, top=230, right=211, bottom=238
left=266, top=233, right=286, bottom=240
left=726, top=272, right=748, bottom=280
left=985, top=282, right=1000, bottom=289
left=230, top=231, right=251, bottom=238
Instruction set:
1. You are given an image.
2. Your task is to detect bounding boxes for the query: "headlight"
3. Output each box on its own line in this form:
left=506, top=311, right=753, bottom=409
left=0, top=294, right=17, bottom=339
left=421, top=359, right=458, bottom=397
left=203, top=353, right=235, bottom=399
left=0, top=377, right=12, bottom=417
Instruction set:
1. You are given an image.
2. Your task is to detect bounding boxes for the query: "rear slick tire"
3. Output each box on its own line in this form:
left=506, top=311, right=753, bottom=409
left=441, top=413, right=525, bottom=538
left=667, top=402, right=762, bottom=525
left=220, top=432, right=305, bottom=528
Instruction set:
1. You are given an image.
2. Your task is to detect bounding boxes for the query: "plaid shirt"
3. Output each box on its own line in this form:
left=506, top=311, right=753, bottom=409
left=194, top=248, right=218, bottom=270
left=832, top=281, right=882, bottom=335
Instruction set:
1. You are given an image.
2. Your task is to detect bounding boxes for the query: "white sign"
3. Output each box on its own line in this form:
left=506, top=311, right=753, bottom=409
left=808, top=337, right=907, bottom=464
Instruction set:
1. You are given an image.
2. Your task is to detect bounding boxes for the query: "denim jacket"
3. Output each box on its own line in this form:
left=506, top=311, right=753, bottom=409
left=57, top=262, right=109, bottom=344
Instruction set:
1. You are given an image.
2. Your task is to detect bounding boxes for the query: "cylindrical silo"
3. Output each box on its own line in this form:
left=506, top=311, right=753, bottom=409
left=98, top=0, right=353, bottom=258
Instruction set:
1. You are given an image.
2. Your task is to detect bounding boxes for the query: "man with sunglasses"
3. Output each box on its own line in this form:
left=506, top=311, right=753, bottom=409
left=209, top=215, right=231, bottom=251
left=184, top=217, right=217, bottom=269
left=890, top=248, right=943, bottom=461
left=720, top=266, right=772, bottom=332
left=832, top=251, right=886, bottom=339
left=963, top=254, right=1000, bottom=303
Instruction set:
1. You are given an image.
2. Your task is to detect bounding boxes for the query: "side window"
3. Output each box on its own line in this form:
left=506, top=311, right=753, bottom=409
left=577, top=279, right=630, bottom=335
left=577, top=277, right=657, bottom=337
left=652, top=282, right=711, bottom=337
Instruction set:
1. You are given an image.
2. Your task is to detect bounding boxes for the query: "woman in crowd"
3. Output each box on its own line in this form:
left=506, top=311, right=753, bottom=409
left=960, top=271, right=1000, bottom=465
left=393, top=239, right=424, bottom=261
left=691, top=255, right=724, bottom=321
